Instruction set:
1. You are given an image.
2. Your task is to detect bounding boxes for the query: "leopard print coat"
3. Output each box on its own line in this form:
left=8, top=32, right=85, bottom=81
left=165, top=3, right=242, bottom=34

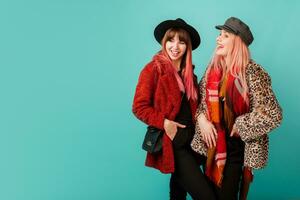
left=191, top=61, right=283, bottom=169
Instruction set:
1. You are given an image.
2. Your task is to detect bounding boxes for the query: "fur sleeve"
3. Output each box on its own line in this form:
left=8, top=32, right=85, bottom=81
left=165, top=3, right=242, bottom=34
left=132, top=62, right=165, bottom=129
left=195, top=70, right=209, bottom=119
left=191, top=70, right=209, bottom=156
left=235, top=63, right=283, bottom=142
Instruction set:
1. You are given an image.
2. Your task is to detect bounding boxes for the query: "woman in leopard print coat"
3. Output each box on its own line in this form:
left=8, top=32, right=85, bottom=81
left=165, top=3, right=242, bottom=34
left=191, top=17, right=283, bottom=200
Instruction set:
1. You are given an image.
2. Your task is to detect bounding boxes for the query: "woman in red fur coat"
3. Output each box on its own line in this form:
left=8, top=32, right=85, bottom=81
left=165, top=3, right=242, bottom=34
left=132, top=18, right=215, bottom=200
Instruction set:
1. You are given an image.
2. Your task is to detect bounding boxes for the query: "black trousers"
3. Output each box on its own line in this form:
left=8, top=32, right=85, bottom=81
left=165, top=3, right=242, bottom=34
left=212, top=163, right=243, bottom=200
left=169, top=127, right=216, bottom=200
left=212, top=136, right=244, bottom=200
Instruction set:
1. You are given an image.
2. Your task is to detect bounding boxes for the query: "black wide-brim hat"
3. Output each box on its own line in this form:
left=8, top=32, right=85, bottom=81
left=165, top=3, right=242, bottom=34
left=154, top=18, right=201, bottom=50
left=215, top=17, right=254, bottom=46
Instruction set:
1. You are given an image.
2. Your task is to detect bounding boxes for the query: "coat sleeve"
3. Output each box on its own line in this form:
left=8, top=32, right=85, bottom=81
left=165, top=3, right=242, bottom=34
left=191, top=72, right=209, bottom=156
left=194, top=71, right=208, bottom=142
left=132, top=63, right=165, bottom=129
left=195, top=71, right=208, bottom=120
left=235, top=64, right=283, bottom=142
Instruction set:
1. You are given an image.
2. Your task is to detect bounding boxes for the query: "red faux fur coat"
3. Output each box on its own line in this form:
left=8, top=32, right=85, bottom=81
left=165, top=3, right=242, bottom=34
left=132, top=54, right=199, bottom=173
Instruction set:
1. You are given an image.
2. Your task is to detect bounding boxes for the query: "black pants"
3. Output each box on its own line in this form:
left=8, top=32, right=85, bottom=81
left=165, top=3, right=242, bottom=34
left=214, top=133, right=245, bottom=200
left=212, top=163, right=243, bottom=200
left=212, top=136, right=244, bottom=200
left=169, top=128, right=216, bottom=200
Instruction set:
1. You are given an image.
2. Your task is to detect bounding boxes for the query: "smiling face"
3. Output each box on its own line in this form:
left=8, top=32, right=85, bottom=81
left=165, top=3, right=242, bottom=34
left=161, top=28, right=191, bottom=69
left=165, top=33, right=187, bottom=62
left=215, top=29, right=235, bottom=57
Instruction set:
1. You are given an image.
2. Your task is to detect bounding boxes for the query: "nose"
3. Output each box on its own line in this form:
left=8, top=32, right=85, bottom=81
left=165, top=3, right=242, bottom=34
left=173, top=41, right=180, bottom=49
left=216, top=35, right=221, bottom=42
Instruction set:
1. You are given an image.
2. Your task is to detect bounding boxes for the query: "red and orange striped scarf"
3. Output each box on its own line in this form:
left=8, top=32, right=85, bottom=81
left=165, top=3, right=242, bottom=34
left=205, top=67, right=250, bottom=187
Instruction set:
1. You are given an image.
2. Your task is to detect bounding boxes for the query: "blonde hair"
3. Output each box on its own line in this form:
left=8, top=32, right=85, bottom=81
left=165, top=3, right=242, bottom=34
left=207, top=34, right=250, bottom=103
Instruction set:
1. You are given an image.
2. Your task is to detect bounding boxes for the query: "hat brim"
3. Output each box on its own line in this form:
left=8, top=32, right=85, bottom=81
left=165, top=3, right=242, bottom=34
left=215, top=25, right=238, bottom=35
left=154, top=20, right=200, bottom=50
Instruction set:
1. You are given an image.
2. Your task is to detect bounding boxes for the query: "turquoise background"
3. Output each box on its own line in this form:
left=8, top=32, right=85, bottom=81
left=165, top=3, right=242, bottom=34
left=0, top=0, right=299, bottom=199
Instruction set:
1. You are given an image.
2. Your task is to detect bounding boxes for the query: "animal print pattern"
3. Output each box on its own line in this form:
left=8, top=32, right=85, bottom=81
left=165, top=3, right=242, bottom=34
left=191, top=61, right=283, bottom=169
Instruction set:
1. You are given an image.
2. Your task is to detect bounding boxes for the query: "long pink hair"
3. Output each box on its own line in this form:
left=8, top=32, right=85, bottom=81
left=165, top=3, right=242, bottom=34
left=160, top=28, right=198, bottom=101
left=206, top=34, right=250, bottom=104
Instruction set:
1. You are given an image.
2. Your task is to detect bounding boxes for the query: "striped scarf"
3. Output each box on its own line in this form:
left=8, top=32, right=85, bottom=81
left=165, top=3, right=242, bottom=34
left=205, top=67, right=250, bottom=187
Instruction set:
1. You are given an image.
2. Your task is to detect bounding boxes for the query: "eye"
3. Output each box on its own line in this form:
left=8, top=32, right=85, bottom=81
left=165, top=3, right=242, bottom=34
left=169, top=38, right=174, bottom=42
left=179, top=41, right=185, bottom=44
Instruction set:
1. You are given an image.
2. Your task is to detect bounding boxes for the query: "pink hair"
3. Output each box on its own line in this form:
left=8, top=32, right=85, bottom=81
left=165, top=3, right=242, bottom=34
left=160, top=28, right=198, bottom=101
left=207, top=35, right=250, bottom=104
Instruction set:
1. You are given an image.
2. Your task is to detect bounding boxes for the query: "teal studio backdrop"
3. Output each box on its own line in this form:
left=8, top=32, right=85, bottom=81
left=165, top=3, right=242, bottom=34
left=0, top=0, right=299, bottom=199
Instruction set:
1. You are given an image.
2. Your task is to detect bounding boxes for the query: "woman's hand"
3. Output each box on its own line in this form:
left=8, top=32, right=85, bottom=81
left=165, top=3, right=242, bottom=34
left=197, top=114, right=217, bottom=148
left=230, top=124, right=240, bottom=137
left=164, top=119, right=186, bottom=141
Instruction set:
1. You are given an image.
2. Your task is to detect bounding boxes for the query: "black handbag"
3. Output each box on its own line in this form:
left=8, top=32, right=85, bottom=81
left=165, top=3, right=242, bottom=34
left=142, top=126, right=164, bottom=153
